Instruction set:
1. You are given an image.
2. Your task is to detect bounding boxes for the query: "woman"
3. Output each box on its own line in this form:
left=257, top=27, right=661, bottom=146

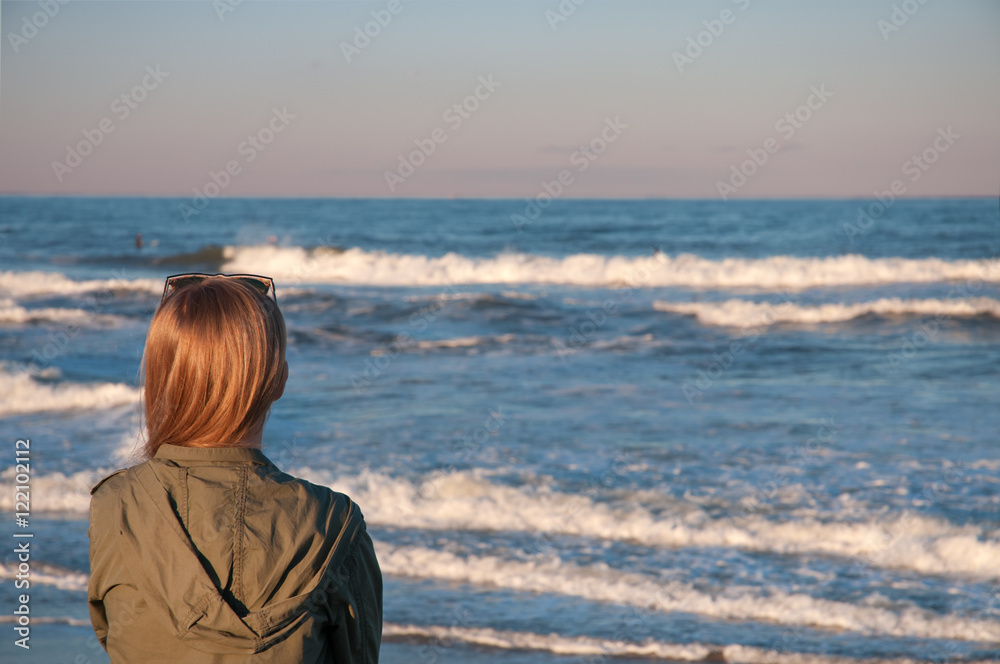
left=88, top=273, right=382, bottom=663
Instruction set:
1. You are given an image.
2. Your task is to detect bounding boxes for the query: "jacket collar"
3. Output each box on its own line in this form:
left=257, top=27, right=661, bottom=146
left=153, top=443, right=274, bottom=467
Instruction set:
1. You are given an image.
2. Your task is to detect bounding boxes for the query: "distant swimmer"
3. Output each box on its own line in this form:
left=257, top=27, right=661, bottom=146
left=135, top=233, right=143, bottom=249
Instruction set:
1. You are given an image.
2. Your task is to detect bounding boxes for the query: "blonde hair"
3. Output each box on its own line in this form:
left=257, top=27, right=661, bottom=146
left=141, top=278, right=286, bottom=459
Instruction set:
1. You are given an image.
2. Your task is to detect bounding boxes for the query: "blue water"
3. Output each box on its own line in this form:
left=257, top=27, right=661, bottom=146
left=1, top=196, right=999, bottom=663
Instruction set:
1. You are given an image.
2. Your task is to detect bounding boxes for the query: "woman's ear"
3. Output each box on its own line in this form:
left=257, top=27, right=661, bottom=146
left=273, top=359, right=288, bottom=402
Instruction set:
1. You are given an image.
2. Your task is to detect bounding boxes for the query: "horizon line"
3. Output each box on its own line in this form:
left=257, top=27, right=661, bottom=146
left=2, top=193, right=996, bottom=202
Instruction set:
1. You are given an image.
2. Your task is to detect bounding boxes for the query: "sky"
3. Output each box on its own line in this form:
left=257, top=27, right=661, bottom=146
left=1, top=0, right=998, bottom=199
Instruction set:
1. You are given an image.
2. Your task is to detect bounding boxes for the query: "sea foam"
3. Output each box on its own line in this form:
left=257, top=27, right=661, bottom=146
left=220, top=245, right=1000, bottom=289
left=653, top=297, right=1000, bottom=327
left=0, top=270, right=160, bottom=299
left=295, top=468, right=1000, bottom=579
left=0, top=561, right=88, bottom=592
left=376, top=544, right=1000, bottom=641
left=7, top=464, right=996, bottom=580
left=6, top=548, right=995, bottom=642
left=0, top=369, right=139, bottom=417
left=0, top=298, right=122, bottom=326
left=383, top=623, right=715, bottom=660
left=383, top=623, right=956, bottom=663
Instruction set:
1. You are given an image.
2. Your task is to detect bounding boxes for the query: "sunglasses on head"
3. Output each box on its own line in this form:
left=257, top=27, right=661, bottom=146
left=161, top=273, right=277, bottom=304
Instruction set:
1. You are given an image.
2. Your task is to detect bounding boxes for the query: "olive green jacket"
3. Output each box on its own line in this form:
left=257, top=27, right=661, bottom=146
left=88, top=444, right=382, bottom=663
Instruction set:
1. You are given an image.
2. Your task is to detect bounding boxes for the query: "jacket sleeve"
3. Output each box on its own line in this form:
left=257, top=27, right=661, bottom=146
left=325, top=525, right=383, bottom=664
left=87, top=483, right=114, bottom=650
left=87, top=469, right=131, bottom=652
left=87, top=523, right=110, bottom=650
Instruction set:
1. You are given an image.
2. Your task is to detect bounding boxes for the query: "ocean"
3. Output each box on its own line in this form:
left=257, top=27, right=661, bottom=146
left=1, top=196, right=998, bottom=663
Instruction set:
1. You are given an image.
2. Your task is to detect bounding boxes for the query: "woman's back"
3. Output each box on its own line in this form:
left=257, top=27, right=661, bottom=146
left=88, top=273, right=381, bottom=662
left=89, top=443, right=381, bottom=663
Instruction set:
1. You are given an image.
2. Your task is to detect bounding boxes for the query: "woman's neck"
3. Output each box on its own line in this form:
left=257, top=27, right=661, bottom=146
left=235, top=423, right=264, bottom=449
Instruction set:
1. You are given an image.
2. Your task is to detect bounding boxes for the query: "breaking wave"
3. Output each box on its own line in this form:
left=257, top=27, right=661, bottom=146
left=8, top=464, right=997, bottom=579
left=296, top=469, right=1000, bottom=579
left=0, top=561, right=88, bottom=592
left=0, top=270, right=161, bottom=299
left=0, top=369, right=139, bottom=417
left=0, top=468, right=111, bottom=513
left=383, top=623, right=715, bottom=661
left=383, top=623, right=975, bottom=663
left=653, top=297, right=1000, bottom=327
left=10, top=553, right=997, bottom=642
left=0, top=298, right=122, bottom=326
left=219, top=245, right=1000, bottom=289
left=376, top=544, right=1000, bottom=641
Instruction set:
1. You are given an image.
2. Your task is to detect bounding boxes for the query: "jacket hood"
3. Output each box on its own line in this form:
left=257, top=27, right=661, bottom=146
left=114, top=461, right=361, bottom=655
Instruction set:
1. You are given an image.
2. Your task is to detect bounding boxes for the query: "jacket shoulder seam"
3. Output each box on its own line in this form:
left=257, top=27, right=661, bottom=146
left=90, top=468, right=128, bottom=495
